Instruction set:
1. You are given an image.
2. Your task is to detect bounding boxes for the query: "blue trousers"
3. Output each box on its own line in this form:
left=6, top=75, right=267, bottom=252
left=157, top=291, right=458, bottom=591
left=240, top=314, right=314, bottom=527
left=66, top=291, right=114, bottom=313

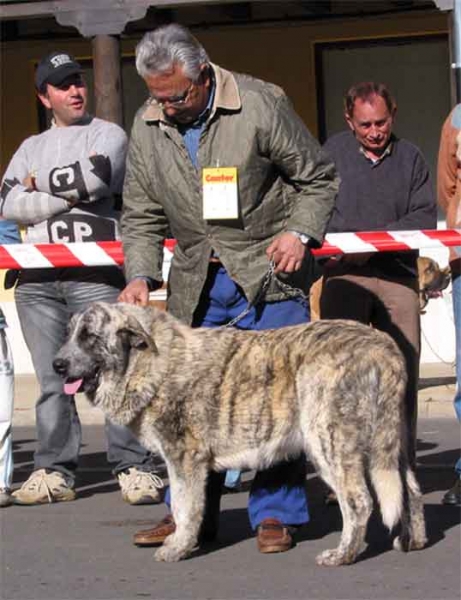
left=165, top=264, right=310, bottom=530
left=452, top=271, right=461, bottom=476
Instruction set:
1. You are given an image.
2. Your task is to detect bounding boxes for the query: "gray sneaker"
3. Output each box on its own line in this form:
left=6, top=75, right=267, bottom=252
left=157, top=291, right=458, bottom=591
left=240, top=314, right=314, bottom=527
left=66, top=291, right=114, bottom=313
left=117, top=467, right=164, bottom=505
left=0, top=488, right=12, bottom=508
left=12, top=469, right=76, bottom=505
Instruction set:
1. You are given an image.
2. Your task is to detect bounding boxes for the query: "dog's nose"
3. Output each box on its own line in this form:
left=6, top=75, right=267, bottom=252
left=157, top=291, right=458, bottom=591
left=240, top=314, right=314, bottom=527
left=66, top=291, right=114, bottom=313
left=53, top=357, right=69, bottom=376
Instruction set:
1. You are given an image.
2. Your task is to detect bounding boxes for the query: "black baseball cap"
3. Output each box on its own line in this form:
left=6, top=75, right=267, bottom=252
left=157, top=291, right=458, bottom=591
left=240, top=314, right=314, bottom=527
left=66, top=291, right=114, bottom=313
left=35, top=51, right=83, bottom=90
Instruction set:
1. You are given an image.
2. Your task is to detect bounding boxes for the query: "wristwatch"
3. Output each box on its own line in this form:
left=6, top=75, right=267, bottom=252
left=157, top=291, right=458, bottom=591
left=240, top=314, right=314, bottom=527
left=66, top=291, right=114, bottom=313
left=287, top=230, right=310, bottom=246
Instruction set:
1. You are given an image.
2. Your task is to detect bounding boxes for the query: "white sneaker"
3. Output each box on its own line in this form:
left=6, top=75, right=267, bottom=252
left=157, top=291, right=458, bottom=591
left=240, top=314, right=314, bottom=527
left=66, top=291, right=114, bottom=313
left=117, top=467, right=163, bottom=505
left=12, top=469, right=76, bottom=505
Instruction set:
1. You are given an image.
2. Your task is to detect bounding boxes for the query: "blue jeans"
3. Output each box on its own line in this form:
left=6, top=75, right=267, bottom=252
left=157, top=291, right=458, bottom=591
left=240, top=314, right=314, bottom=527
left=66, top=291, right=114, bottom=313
left=166, top=264, right=310, bottom=530
left=0, top=325, right=14, bottom=490
left=15, top=267, right=156, bottom=481
left=225, top=469, right=242, bottom=489
left=452, top=271, right=461, bottom=476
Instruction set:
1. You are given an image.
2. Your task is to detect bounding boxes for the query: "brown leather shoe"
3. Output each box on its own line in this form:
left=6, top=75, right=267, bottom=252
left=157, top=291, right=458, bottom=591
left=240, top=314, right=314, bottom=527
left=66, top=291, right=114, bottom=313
left=133, top=514, right=218, bottom=547
left=134, top=514, right=175, bottom=546
left=256, top=518, right=294, bottom=554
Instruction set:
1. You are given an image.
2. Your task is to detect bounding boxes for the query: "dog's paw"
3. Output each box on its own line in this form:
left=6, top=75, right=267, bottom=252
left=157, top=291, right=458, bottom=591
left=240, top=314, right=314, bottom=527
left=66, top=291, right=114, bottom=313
left=393, top=536, right=405, bottom=552
left=315, top=548, right=355, bottom=567
left=154, top=544, right=188, bottom=562
left=393, top=535, right=427, bottom=552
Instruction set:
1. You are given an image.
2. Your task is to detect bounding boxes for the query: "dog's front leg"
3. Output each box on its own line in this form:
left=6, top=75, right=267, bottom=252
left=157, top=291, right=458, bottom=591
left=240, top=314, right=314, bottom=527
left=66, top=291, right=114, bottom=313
left=154, top=461, right=208, bottom=562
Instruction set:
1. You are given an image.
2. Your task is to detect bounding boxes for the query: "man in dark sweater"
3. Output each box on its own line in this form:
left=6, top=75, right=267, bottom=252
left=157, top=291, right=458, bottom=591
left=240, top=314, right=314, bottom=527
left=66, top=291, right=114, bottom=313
left=320, top=82, right=437, bottom=463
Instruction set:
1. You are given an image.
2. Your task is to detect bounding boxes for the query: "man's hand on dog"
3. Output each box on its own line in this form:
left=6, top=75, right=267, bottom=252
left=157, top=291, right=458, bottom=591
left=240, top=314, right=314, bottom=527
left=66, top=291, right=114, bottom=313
left=266, top=232, right=306, bottom=273
left=118, top=278, right=150, bottom=306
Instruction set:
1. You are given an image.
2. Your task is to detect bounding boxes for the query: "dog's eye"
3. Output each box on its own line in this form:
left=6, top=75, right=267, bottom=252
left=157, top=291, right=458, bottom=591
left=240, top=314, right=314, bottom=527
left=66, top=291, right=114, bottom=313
left=78, top=326, right=97, bottom=344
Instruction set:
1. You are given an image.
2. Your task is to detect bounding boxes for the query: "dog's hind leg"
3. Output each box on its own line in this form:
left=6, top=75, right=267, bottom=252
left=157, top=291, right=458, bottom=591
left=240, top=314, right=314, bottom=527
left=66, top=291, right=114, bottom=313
left=393, top=467, right=427, bottom=553
left=316, top=457, right=372, bottom=567
left=154, top=461, right=208, bottom=562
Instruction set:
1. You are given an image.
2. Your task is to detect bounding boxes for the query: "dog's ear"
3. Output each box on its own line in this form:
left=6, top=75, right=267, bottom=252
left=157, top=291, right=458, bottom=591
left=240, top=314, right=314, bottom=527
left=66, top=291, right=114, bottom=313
left=118, top=316, right=158, bottom=353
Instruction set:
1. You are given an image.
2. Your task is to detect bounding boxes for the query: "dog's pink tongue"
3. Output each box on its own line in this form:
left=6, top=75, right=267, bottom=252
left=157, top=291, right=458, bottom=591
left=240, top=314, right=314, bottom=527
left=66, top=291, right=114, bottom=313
left=64, top=379, right=83, bottom=395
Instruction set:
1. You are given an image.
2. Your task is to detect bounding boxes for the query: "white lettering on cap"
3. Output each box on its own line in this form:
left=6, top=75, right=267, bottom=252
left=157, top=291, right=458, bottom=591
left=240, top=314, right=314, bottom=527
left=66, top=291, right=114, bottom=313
left=50, top=54, right=72, bottom=68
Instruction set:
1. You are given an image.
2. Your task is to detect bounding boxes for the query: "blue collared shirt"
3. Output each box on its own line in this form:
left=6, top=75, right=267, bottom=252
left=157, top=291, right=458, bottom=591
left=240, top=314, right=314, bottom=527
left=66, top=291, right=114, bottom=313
left=178, top=77, right=216, bottom=169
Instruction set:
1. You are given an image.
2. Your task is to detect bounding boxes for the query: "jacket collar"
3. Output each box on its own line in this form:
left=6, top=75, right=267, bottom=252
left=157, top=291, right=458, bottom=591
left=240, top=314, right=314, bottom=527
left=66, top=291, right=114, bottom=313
left=141, top=63, right=241, bottom=124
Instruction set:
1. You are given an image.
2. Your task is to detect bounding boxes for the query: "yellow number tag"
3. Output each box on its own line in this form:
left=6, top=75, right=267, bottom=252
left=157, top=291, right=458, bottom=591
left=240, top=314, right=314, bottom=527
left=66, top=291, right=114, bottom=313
left=202, top=167, right=239, bottom=220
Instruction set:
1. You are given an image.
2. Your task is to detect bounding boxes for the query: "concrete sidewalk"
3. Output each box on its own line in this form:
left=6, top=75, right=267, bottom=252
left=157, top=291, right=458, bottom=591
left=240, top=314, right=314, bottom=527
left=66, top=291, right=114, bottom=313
left=12, top=361, right=458, bottom=426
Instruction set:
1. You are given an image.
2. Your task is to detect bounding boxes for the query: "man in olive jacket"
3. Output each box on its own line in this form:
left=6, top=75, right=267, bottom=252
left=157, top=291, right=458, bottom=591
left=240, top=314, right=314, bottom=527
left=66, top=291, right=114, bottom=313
left=120, top=24, right=338, bottom=555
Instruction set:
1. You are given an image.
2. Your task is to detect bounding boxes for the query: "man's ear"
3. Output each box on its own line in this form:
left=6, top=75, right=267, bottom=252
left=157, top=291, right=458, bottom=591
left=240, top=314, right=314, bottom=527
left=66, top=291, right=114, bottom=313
left=344, top=112, right=354, bottom=131
left=37, top=91, right=51, bottom=110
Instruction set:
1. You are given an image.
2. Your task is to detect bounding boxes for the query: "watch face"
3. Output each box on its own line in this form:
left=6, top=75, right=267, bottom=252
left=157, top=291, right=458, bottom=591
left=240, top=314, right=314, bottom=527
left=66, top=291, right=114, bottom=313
left=299, top=234, right=309, bottom=245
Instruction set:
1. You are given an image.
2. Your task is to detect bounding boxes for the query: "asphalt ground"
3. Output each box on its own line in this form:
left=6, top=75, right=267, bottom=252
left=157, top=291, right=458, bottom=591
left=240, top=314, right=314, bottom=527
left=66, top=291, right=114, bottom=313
left=1, top=418, right=460, bottom=600
left=1, top=361, right=460, bottom=600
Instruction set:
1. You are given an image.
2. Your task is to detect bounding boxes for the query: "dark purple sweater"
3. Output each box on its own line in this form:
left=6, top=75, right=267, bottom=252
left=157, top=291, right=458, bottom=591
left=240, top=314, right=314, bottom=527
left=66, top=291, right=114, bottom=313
left=323, top=131, right=437, bottom=277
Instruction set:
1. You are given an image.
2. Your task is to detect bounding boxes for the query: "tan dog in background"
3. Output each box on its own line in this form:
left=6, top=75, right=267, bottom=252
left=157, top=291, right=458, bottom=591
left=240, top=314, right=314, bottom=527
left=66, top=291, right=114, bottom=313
left=417, top=256, right=451, bottom=313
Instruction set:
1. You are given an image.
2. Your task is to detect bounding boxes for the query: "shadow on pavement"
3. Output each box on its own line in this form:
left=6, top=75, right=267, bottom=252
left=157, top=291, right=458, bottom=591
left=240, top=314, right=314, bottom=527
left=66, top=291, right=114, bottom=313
left=10, top=426, right=460, bottom=563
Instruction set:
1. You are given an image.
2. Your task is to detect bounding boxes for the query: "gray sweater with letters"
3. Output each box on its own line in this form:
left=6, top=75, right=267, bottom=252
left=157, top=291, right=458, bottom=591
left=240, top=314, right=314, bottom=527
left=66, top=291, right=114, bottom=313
left=0, top=115, right=127, bottom=244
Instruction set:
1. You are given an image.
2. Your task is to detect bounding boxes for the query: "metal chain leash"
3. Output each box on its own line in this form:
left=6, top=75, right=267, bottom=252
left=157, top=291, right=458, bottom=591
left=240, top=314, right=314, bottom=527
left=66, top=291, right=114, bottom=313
left=224, top=260, right=308, bottom=328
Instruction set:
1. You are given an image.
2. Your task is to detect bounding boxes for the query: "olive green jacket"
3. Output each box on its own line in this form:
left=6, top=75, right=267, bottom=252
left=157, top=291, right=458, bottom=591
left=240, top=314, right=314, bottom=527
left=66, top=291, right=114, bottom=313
left=122, top=64, right=339, bottom=324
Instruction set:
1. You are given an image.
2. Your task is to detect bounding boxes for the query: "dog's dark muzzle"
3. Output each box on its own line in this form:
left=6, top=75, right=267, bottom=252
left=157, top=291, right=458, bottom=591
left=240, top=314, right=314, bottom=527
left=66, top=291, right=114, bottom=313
left=53, top=357, right=69, bottom=377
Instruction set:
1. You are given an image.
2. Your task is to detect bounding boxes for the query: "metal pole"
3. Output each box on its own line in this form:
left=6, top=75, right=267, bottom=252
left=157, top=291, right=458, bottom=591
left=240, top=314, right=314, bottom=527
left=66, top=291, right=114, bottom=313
left=453, top=0, right=461, bottom=103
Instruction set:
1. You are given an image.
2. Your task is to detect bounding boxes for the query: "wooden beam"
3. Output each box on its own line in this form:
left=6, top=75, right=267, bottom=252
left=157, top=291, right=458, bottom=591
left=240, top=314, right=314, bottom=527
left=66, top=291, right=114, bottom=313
left=0, top=0, right=272, bottom=20
left=92, top=35, right=124, bottom=127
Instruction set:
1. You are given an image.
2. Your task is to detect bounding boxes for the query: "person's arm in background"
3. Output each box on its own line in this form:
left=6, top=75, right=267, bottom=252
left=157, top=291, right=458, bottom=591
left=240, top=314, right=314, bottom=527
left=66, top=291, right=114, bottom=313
left=0, top=141, right=71, bottom=225
left=437, top=106, right=461, bottom=269
left=437, top=108, right=460, bottom=229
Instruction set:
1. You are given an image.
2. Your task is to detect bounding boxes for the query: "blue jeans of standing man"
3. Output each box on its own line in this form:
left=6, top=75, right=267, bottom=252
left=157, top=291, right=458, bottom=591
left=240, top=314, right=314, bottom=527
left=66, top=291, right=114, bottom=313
left=452, top=270, right=461, bottom=476
left=0, top=322, right=14, bottom=490
left=15, top=267, right=155, bottom=481
left=165, top=264, right=310, bottom=530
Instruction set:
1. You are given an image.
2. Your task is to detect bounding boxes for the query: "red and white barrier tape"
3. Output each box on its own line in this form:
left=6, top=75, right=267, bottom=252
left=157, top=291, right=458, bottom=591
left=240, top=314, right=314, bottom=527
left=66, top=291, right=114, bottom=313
left=0, top=230, right=459, bottom=270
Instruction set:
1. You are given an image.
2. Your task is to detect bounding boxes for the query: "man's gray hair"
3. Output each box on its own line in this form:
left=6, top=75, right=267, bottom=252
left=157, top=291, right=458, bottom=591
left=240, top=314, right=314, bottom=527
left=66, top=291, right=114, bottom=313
left=136, top=24, right=209, bottom=81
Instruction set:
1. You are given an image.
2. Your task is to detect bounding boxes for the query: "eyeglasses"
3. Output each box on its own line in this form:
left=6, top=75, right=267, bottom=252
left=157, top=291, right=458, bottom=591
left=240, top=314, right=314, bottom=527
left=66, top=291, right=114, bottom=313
left=150, top=82, right=194, bottom=109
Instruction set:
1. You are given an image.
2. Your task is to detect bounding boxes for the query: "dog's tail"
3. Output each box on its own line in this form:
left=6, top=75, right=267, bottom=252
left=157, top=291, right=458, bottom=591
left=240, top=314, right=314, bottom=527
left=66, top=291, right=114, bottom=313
left=370, top=467, right=403, bottom=531
left=369, top=358, right=406, bottom=532
left=370, top=407, right=427, bottom=552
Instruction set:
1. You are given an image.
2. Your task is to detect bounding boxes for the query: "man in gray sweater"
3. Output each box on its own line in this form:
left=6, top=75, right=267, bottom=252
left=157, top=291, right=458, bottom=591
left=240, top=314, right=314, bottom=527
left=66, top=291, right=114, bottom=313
left=320, top=82, right=437, bottom=466
left=0, top=51, right=163, bottom=505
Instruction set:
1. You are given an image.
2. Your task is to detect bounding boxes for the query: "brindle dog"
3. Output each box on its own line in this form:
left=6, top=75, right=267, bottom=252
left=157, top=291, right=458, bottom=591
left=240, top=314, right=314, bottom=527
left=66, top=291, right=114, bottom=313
left=54, top=302, right=427, bottom=565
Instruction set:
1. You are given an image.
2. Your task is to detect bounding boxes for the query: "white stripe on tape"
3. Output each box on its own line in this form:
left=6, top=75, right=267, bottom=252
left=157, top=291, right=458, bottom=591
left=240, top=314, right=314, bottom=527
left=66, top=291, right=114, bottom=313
left=64, top=242, right=117, bottom=266
left=325, top=232, right=378, bottom=253
left=162, top=248, right=173, bottom=280
left=6, top=244, right=53, bottom=268
left=388, top=230, right=445, bottom=250
left=149, top=289, right=167, bottom=302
